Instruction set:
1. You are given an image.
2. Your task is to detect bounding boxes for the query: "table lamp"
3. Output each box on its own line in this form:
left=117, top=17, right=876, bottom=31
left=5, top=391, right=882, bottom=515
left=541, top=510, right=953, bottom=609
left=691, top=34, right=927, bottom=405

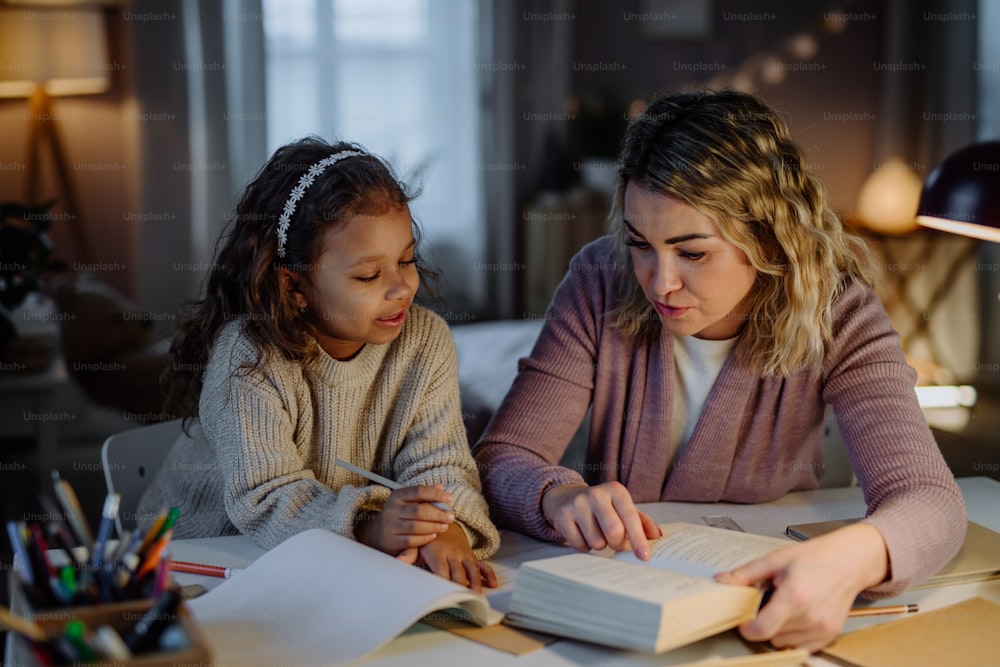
left=915, top=141, right=1000, bottom=414
left=916, top=141, right=1000, bottom=243
left=0, top=5, right=112, bottom=263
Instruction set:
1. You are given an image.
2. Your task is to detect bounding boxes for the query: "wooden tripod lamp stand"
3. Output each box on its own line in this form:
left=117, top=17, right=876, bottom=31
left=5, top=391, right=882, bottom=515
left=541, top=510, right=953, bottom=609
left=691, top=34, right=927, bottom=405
left=0, top=4, right=112, bottom=264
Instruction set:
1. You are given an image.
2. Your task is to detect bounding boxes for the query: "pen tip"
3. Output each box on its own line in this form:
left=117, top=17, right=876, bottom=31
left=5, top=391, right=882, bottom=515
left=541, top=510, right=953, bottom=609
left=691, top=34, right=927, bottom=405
left=103, top=493, right=121, bottom=517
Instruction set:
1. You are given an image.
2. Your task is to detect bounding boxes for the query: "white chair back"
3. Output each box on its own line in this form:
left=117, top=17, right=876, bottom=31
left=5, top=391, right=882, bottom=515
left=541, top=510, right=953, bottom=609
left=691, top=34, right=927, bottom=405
left=100, top=418, right=183, bottom=535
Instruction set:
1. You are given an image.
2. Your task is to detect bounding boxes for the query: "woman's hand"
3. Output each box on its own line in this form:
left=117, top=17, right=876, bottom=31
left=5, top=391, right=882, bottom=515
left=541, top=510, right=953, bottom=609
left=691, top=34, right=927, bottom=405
left=405, top=523, right=498, bottom=592
left=355, top=485, right=455, bottom=555
left=714, top=522, right=890, bottom=652
left=541, top=482, right=663, bottom=559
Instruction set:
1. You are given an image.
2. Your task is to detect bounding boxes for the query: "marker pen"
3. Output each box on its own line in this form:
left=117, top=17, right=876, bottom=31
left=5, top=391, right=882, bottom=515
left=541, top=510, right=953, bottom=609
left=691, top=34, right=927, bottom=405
left=92, top=492, right=121, bottom=570
left=51, top=471, right=95, bottom=551
left=92, top=625, right=133, bottom=660
left=123, top=588, right=182, bottom=653
left=6, top=520, right=35, bottom=587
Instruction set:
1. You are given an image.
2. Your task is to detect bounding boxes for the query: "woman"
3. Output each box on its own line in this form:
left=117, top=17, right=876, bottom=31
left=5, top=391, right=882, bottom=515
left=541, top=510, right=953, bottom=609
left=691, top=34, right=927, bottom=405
left=473, top=90, right=965, bottom=649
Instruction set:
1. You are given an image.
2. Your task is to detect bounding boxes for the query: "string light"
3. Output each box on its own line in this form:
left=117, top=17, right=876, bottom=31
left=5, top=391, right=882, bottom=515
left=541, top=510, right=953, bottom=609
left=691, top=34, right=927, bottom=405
left=705, top=5, right=853, bottom=92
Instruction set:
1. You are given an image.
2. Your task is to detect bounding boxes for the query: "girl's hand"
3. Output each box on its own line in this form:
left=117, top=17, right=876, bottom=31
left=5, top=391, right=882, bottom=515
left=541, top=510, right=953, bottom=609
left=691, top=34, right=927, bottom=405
left=412, top=523, right=498, bottom=592
left=714, top=523, right=889, bottom=652
left=355, top=485, right=456, bottom=555
left=541, top=482, right=663, bottom=559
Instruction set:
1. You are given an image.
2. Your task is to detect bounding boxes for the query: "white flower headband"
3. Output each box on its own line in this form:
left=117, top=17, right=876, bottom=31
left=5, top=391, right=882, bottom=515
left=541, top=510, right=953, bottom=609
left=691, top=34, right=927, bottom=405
left=275, top=149, right=364, bottom=258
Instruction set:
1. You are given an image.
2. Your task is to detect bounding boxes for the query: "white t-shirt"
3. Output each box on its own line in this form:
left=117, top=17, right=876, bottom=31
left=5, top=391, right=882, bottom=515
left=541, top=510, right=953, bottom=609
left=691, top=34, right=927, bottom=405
left=669, top=334, right=739, bottom=467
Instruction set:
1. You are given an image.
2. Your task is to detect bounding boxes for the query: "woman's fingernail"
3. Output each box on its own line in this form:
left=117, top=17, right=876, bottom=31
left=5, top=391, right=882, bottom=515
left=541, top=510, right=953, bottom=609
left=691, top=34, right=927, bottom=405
left=637, top=547, right=650, bottom=560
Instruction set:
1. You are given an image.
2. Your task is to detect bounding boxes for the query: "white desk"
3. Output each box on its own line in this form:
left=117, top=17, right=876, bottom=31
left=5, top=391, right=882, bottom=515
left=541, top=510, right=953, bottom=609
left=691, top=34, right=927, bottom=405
left=7, top=477, right=1000, bottom=666
left=159, top=478, right=1000, bottom=666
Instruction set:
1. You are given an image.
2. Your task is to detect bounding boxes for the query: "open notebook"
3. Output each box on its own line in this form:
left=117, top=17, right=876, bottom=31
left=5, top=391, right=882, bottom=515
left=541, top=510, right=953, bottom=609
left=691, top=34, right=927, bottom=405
left=187, top=528, right=502, bottom=666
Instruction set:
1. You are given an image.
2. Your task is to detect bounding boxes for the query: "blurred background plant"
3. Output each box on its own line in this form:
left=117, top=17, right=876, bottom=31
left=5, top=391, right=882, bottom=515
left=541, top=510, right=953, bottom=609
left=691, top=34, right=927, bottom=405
left=0, top=200, right=66, bottom=361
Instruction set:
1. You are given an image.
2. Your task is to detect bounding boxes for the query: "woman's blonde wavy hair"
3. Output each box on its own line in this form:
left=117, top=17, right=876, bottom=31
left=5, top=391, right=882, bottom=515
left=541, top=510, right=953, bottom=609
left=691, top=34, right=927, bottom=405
left=610, top=90, right=876, bottom=376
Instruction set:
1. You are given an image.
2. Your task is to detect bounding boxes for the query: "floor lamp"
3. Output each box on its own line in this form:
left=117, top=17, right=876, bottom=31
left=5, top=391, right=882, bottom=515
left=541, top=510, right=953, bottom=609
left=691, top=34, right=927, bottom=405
left=0, top=5, right=112, bottom=264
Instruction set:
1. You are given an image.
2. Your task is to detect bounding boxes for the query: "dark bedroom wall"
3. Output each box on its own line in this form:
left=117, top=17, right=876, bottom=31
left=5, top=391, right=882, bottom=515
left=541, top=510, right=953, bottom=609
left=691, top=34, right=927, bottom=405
left=565, top=0, right=888, bottom=217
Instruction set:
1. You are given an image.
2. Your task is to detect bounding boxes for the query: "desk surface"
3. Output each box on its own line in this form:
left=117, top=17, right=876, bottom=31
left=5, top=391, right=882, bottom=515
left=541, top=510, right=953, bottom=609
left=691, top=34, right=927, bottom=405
left=168, top=477, right=1000, bottom=666
left=8, top=477, right=1000, bottom=666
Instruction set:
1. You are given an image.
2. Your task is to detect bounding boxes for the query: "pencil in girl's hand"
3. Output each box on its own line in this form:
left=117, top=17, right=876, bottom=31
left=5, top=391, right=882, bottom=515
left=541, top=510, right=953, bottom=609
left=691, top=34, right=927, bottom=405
left=334, top=458, right=455, bottom=513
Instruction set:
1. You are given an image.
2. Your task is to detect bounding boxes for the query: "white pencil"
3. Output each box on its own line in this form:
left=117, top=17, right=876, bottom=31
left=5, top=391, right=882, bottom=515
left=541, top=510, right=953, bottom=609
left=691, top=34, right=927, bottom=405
left=335, top=459, right=456, bottom=513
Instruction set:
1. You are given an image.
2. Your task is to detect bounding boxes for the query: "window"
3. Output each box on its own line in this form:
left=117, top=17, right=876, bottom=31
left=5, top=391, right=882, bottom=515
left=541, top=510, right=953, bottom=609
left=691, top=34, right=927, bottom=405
left=262, top=0, right=485, bottom=311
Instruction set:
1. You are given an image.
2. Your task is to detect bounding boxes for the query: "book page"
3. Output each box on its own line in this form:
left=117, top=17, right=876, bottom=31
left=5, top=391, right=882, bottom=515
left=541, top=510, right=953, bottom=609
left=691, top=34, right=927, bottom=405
left=616, top=523, right=790, bottom=579
left=188, top=528, right=501, bottom=666
left=522, top=552, right=722, bottom=604
left=509, top=553, right=763, bottom=653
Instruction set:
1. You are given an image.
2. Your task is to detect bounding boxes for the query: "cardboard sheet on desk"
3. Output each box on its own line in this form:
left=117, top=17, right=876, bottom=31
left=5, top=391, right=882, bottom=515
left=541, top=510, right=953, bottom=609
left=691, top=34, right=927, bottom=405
left=422, top=612, right=558, bottom=655
left=186, top=528, right=503, bottom=666
left=820, top=596, right=1000, bottom=667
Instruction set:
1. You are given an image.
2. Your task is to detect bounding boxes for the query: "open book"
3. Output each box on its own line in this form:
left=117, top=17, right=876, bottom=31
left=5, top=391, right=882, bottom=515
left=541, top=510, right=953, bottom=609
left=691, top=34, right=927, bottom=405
left=505, top=522, right=791, bottom=653
left=187, top=528, right=502, bottom=666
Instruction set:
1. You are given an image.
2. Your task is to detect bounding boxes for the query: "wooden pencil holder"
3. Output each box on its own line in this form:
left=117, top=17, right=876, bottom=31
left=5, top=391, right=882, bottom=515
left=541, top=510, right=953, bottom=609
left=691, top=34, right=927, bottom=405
left=9, top=568, right=144, bottom=619
left=13, top=596, right=211, bottom=667
left=8, top=572, right=210, bottom=666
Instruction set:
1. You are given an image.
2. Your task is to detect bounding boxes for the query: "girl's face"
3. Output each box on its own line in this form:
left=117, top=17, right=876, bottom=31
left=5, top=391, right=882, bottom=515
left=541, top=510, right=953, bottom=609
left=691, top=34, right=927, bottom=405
left=623, top=183, right=757, bottom=340
left=292, top=205, right=419, bottom=360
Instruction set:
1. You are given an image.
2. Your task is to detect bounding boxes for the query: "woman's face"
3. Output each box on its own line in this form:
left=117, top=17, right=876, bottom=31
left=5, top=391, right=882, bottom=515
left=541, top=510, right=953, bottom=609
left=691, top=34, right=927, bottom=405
left=289, top=205, right=420, bottom=360
left=623, top=183, right=757, bottom=340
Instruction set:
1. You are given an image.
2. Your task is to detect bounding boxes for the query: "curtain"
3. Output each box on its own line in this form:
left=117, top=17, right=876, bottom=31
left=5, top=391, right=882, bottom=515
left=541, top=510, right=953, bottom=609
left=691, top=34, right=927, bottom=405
left=869, top=0, right=980, bottom=385
left=977, top=0, right=1000, bottom=387
left=128, top=0, right=266, bottom=326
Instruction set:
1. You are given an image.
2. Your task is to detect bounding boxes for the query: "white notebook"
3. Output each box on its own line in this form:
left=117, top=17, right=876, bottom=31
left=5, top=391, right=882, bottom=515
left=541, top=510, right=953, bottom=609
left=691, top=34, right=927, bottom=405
left=188, top=528, right=501, bottom=666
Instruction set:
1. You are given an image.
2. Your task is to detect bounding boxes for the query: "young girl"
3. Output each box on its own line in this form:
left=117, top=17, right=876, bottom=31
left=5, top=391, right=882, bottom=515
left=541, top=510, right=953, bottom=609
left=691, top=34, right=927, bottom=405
left=138, top=137, right=499, bottom=590
left=474, top=91, right=966, bottom=647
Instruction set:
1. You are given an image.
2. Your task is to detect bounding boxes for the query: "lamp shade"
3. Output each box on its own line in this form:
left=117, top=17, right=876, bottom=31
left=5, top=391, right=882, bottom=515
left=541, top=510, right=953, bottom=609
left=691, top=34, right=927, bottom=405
left=0, top=6, right=110, bottom=98
left=856, top=158, right=922, bottom=235
left=916, top=141, right=1000, bottom=243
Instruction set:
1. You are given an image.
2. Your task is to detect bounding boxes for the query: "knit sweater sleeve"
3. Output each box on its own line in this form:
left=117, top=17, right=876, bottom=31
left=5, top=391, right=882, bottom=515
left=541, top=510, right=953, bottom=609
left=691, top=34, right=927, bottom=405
left=822, top=280, right=967, bottom=597
left=200, top=326, right=389, bottom=550
left=473, top=239, right=611, bottom=541
left=388, top=313, right=500, bottom=559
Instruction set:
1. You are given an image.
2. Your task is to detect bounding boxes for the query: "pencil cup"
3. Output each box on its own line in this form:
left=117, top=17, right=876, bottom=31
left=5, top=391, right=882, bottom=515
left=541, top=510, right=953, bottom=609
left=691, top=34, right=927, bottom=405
left=10, top=588, right=211, bottom=667
left=9, top=567, right=151, bottom=620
